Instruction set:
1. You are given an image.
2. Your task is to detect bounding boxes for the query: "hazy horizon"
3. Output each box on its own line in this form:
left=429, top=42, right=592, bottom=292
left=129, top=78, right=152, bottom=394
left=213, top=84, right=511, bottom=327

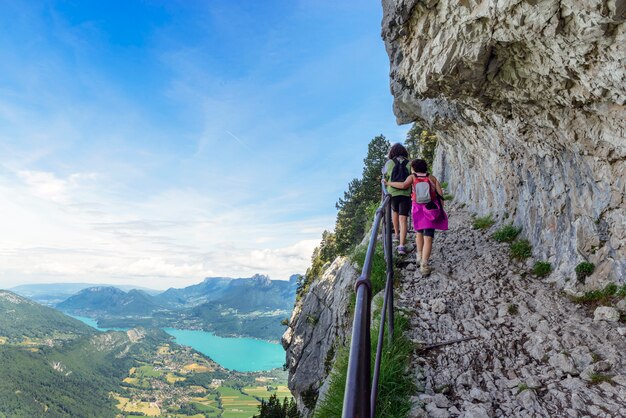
left=7, top=272, right=298, bottom=292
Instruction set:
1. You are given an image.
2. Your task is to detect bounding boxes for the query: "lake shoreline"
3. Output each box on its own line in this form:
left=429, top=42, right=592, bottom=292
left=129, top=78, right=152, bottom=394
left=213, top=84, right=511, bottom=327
left=68, top=314, right=285, bottom=372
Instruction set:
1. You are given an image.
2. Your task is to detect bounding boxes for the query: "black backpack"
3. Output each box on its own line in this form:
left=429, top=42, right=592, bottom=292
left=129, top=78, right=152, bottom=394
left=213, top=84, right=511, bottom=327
left=390, top=157, right=409, bottom=182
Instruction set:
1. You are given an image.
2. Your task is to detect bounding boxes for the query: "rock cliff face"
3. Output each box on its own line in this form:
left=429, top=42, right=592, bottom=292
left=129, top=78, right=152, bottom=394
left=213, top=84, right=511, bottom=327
left=282, top=257, right=357, bottom=416
left=382, top=0, right=626, bottom=288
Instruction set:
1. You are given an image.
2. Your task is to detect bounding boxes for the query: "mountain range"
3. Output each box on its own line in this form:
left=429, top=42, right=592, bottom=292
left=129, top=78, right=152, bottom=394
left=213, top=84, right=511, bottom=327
left=11, top=282, right=160, bottom=306
left=53, top=274, right=300, bottom=340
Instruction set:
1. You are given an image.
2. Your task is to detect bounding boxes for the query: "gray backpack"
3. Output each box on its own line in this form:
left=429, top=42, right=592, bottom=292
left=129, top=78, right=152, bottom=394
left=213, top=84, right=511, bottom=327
left=413, top=175, right=433, bottom=204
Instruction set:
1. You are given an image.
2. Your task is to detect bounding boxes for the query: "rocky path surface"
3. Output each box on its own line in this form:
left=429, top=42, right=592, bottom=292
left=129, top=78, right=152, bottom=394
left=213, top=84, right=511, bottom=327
left=396, top=206, right=626, bottom=418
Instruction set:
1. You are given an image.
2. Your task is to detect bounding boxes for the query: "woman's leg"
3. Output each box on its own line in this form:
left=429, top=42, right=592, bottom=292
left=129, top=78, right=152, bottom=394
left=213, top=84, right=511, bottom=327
left=415, top=232, right=423, bottom=264
left=420, top=229, right=435, bottom=275
left=399, top=215, right=408, bottom=246
left=392, top=210, right=400, bottom=238
left=421, top=236, right=433, bottom=265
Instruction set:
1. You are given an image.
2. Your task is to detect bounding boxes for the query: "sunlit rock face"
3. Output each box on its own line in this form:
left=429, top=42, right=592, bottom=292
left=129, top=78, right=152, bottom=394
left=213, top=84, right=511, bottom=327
left=382, top=0, right=625, bottom=287
left=282, top=257, right=357, bottom=416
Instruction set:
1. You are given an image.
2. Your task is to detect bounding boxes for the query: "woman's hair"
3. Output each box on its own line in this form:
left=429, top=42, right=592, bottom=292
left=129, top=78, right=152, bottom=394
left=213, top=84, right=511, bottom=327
left=388, top=143, right=409, bottom=159
left=411, top=159, right=428, bottom=173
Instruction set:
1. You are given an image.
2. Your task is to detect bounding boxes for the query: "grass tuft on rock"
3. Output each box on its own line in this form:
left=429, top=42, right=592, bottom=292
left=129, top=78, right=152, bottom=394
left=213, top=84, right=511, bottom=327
left=492, top=224, right=522, bottom=243
left=575, top=262, right=595, bottom=283
left=572, top=283, right=626, bottom=305
left=510, top=240, right=532, bottom=260
left=472, top=214, right=495, bottom=230
left=533, top=261, right=552, bottom=277
left=589, top=373, right=614, bottom=385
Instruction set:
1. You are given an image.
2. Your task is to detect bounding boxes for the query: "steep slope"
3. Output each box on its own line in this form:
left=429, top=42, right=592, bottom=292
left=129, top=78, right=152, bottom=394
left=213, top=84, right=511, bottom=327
left=397, top=206, right=626, bottom=416
left=0, top=291, right=169, bottom=417
left=0, top=290, right=95, bottom=342
left=0, top=329, right=168, bottom=417
left=282, top=258, right=358, bottom=415
left=382, top=0, right=625, bottom=288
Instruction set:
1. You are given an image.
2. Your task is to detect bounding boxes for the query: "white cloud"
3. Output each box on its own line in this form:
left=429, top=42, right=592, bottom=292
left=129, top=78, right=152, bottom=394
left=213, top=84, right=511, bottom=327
left=0, top=168, right=330, bottom=289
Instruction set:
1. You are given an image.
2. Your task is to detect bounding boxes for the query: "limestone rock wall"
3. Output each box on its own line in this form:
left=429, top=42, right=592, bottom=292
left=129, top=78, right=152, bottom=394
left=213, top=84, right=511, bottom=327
left=382, top=0, right=626, bottom=287
left=282, top=257, right=357, bottom=416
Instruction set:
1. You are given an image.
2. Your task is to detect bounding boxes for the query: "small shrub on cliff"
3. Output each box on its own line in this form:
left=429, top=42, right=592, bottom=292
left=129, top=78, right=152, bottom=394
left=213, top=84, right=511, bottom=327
left=510, top=240, right=532, bottom=260
left=572, top=283, right=625, bottom=305
left=575, top=262, right=595, bottom=282
left=472, top=214, right=495, bottom=230
left=492, top=224, right=522, bottom=243
left=301, top=384, right=319, bottom=412
left=533, top=261, right=552, bottom=277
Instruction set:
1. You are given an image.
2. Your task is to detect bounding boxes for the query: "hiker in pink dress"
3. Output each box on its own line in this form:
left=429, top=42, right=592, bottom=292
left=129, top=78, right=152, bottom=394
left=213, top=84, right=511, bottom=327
left=385, top=159, right=448, bottom=275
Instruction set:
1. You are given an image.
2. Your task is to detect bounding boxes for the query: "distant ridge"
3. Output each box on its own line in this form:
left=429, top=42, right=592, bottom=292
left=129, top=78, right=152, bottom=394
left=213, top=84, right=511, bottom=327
left=57, top=287, right=164, bottom=316
left=53, top=274, right=300, bottom=340
left=10, top=282, right=161, bottom=306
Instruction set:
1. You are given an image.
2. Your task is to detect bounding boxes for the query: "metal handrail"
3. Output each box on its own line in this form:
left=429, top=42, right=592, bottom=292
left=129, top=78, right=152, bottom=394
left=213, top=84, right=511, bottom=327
left=342, top=190, right=395, bottom=418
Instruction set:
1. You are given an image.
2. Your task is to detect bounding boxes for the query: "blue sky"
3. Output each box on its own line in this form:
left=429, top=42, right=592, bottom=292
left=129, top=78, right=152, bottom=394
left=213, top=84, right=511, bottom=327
left=0, top=0, right=408, bottom=289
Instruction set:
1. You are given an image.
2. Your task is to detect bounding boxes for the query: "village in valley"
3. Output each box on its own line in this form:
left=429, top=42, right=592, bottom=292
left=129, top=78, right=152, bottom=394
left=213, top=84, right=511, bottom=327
left=112, top=342, right=291, bottom=417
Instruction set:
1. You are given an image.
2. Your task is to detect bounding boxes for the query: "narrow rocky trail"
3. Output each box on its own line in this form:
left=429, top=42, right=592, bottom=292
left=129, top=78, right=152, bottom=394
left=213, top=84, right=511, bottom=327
left=396, top=206, right=626, bottom=418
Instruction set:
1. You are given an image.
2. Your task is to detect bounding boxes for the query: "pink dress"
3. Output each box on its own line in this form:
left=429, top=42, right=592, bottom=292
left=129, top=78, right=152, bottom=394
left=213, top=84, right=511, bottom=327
left=411, top=175, right=449, bottom=231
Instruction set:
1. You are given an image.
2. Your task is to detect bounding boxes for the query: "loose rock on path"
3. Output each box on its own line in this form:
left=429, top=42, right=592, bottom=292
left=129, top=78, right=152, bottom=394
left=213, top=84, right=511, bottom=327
left=396, top=206, right=626, bottom=418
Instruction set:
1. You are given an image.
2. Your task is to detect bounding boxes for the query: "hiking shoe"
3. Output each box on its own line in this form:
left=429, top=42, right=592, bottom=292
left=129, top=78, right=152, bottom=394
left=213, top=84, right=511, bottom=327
left=392, top=234, right=399, bottom=243
left=420, top=264, right=432, bottom=276
left=397, top=245, right=406, bottom=255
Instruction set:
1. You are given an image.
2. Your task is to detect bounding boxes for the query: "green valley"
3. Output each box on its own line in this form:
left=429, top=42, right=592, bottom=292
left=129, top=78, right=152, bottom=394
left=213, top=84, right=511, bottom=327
left=0, top=290, right=291, bottom=417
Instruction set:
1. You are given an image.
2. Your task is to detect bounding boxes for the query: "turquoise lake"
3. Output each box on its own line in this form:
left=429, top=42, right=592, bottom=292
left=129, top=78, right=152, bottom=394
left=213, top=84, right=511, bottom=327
left=69, top=315, right=285, bottom=372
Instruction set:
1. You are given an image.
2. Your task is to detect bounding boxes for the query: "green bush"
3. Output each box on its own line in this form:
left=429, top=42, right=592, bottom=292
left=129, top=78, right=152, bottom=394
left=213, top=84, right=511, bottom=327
left=572, top=283, right=626, bottom=305
left=492, top=224, right=522, bottom=243
left=472, top=214, right=495, bottom=230
left=510, top=240, right=532, bottom=260
left=533, top=261, right=552, bottom=277
left=575, top=262, right=595, bottom=282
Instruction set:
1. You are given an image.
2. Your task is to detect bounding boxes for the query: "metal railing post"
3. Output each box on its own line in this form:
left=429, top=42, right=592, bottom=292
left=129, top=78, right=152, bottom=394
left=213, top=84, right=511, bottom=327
left=343, top=192, right=395, bottom=418
left=384, top=199, right=394, bottom=342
